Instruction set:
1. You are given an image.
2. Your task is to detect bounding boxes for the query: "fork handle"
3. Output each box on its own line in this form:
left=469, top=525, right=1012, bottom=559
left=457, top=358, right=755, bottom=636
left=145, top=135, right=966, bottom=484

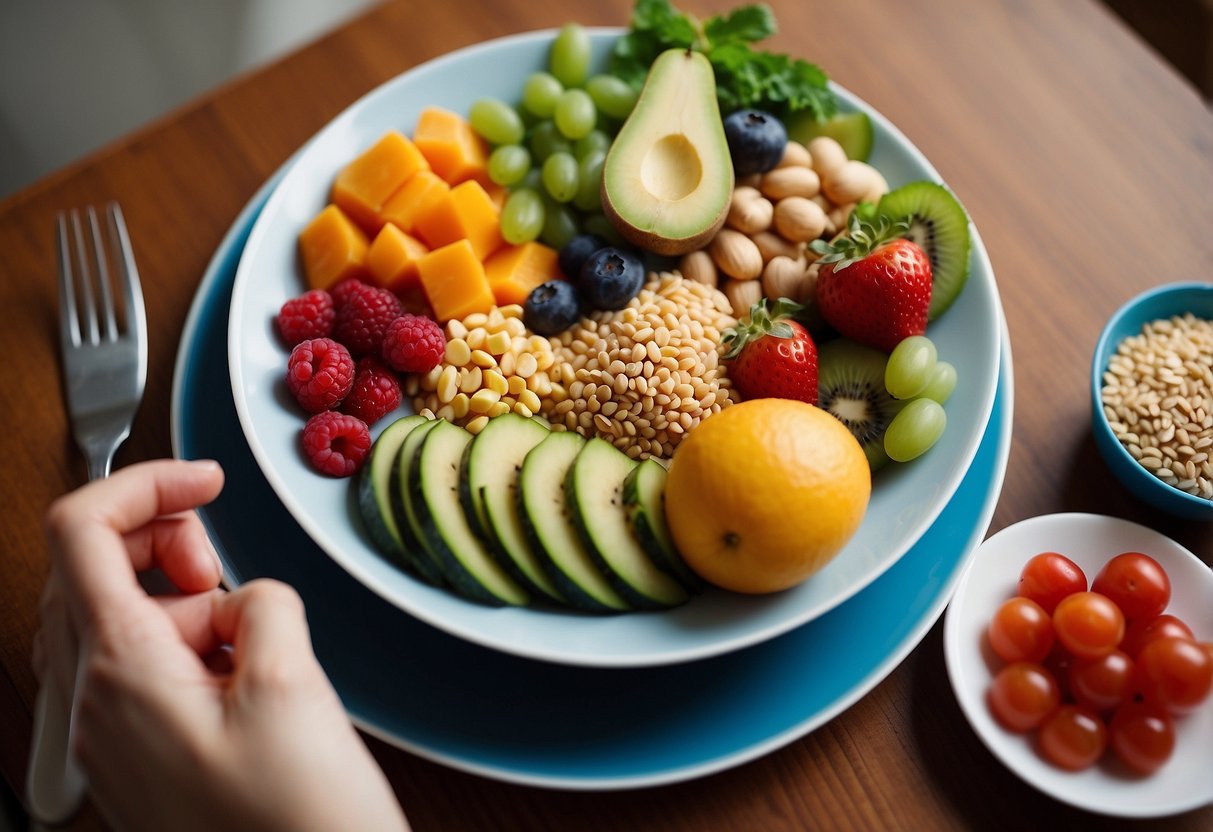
left=26, top=665, right=86, bottom=825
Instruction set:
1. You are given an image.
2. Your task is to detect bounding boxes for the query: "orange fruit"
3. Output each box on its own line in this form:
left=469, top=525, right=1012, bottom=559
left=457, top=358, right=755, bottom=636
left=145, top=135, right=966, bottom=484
left=665, top=398, right=870, bottom=594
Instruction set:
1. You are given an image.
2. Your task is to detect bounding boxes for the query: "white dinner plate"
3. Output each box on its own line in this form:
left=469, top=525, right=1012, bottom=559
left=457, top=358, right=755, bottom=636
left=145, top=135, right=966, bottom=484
left=944, top=513, right=1213, bottom=817
left=227, top=27, right=1003, bottom=667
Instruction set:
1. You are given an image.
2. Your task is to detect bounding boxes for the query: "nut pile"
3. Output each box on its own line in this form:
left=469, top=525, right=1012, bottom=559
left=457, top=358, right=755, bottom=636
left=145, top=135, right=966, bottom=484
left=679, top=135, right=888, bottom=315
left=1100, top=313, right=1213, bottom=499
left=539, top=272, right=738, bottom=461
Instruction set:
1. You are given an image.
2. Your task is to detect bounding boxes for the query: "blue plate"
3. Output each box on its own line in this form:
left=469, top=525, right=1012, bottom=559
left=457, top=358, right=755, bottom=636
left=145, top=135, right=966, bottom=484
left=171, top=176, right=1013, bottom=789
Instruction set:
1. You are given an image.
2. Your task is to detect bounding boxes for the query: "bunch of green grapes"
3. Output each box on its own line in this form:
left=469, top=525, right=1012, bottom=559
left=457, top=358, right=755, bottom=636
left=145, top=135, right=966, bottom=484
left=882, top=335, right=957, bottom=462
left=466, top=23, right=638, bottom=249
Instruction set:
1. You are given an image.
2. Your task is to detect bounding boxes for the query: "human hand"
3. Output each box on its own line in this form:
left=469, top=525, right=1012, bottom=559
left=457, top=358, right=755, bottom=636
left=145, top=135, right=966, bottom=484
left=34, top=459, right=410, bottom=832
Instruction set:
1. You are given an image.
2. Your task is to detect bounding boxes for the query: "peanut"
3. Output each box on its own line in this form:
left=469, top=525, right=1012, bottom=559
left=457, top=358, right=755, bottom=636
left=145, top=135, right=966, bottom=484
left=823, top=160, right=877, bottom=205
left=678, top=249, right=718, bottom=285
left=722, top=277, right=763, bottom=316
left=760, top=166, right=821, bottom=201
left=772, top=196, right=828, bottom=242
left=751, top=230, right=805, bottom=263
left=708, top=229, right=764, bottom=281
left=761, top=256, right=810, bottom=302
left=776, top=141, right=813, bottom=169
left=807, top=136, right=848, bottom=179
left=725, top=186, right=774, bottom=235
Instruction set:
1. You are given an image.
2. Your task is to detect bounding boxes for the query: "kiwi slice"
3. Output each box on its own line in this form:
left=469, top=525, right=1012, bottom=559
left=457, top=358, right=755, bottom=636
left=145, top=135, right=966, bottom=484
left=876, top=182, right=971, bottom=321
left=785, top=110, right=875, bottom=162
left=817, top=338, right=903, bottom=472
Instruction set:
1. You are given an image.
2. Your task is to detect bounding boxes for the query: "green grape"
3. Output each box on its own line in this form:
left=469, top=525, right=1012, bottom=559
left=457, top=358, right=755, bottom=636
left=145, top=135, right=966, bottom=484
left=572, top=150, right=605, bottom=212
left=541, top=151, right=579, bottom=203
left=553, top=89, right=597, bottom=140
left=885, top=335, right=938, bottom=400
left=500, top=188, right=545, bottom=245
left=540, top=199, right=580, bottom=249
left=468, top=98, right=525, bottom=146
left=487, top=144, right=532, bottom=187
left=920, top=360, right=958, bottom=404
left=573, top=129, right=611, bottom=161
left=521, top=72, right=563, bottom=119
left=549, top=23, right=591, bottom=88
left=884, top=398, right=947, bottom=463
left=582, top=213, right=625, bottom=247
left=529, top=120, right=572, bottom=163
left=585, top=74, right=638, bottom=120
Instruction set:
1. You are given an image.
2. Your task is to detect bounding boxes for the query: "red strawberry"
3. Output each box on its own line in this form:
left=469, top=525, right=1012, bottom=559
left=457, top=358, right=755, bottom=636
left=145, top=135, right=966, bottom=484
left=722, top=298, right=818, bottom=405
left=810, top=213, right=932, bottom=353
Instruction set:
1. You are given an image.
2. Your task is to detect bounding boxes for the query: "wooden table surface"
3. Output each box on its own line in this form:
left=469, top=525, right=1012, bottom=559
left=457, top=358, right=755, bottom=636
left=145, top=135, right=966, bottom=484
left=2, top=0, right=1211, bottom=828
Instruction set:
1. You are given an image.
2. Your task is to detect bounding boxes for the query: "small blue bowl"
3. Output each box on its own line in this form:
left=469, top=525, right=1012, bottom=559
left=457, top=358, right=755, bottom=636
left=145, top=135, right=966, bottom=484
left=1091, top=282, right=1213, bottom=521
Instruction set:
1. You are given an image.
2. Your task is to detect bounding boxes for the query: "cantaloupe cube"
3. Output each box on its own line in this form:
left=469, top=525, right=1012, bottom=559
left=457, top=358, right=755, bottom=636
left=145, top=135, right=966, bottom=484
left=367, top=223, right=429, bottom=295
left=417, top=239, right=495, bottom=322
left=484, top=242, right=561, bottom=306
left=298, top=204, right=369, bottom=290
left=379, top=170, right=450, bottom=236
left=412, top=107, right=490, bottom=186
left=414, top=180, right=504, bottom=260
left=331, top=131, right=431, bottom=233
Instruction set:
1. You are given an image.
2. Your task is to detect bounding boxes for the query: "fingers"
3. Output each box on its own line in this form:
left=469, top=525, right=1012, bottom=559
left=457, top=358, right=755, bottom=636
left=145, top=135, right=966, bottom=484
left=211, top=581, right=324, bottom=696
left=154, top=591, right=229, bottom=657
left=122, top=514, right=223, bottom=594
left=45, top=459, right=224, bottom=623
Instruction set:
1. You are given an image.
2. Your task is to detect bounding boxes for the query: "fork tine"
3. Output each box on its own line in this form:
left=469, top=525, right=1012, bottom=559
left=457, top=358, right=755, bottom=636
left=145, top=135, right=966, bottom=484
left=68, top=209, right=99, bottom=346
left=87, top=206, right=119, bottom=341
left=55, top=212, right=80, bottom=349
left=105, top=202, right=146, bottom=346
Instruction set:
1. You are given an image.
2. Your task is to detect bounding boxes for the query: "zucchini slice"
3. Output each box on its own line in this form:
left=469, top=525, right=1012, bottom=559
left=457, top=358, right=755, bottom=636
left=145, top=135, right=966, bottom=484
left=518, top=432, right=629, bottom=613
left=567, top=438, right=688, bottom=609
left=357, top=414, right=426, bottom=563
left=409, top=420, right=530, bottom=607
left=623, top=458, right=703, bottom=593
left=394, top=418, right=447, bottom=585
left=462, top=413, right=564, bottom=603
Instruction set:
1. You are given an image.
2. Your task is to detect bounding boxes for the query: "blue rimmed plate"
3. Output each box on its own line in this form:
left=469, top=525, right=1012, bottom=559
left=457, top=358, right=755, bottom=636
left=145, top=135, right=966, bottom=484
left=171, top=172, right=1012, bottom=788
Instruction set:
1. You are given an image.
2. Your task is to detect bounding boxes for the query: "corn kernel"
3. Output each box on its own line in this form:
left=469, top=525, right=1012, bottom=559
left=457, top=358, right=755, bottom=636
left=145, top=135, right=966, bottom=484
left=450, top=392, right=470, bottom=419
left=486, top=330, right=511, bottom=355
left=488, top=400, right=511, bottom=418
left=459, top=366, right=482, bottom=394
left=437, top=365, right=459, bottom=403
left=471, top=349, right=497, bottom=368
left=445, top=338, right=471, bottom=367
left=466, top=415, right=489, bottom=434
left=484, top=369, right=509, bottom=396
left=469, top=388, right=501, bottom=414
left=507, top=375, right=527, bottom=396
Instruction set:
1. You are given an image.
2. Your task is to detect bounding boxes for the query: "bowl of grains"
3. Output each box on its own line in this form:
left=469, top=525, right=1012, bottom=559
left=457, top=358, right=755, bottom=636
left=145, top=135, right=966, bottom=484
left=1092, top=282, right=1213, bottom=520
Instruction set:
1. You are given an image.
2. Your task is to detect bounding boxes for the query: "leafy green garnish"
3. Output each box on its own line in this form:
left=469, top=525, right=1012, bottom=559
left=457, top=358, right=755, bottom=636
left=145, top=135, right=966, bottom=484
left=609, top=0, right=836, bottom=122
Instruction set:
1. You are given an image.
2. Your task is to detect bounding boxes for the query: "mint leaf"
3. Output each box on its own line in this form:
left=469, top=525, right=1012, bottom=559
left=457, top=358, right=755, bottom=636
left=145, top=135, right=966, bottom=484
left=704, top=4, right=776, bottom=46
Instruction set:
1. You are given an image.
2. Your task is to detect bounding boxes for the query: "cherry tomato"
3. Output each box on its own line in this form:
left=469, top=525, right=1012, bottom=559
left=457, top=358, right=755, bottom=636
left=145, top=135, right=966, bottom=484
left=1018, top=551, right=1087, bottom=613
left=989, top=597, right=1055, bottom=663
left=1044, top=644, right=1076, bottom=701
left=1120, top=614, right=1195, bottom=658
left=1068, top=650, right=1134, bottom=713
left=1052, top=591, right=1125, bottom=660
left=1037, top=705, right=1107, bottom=771
left=987, top=662, right=1060, bottom=733
left=1135, top=636, right=1213, bottom=714
left=1109, top=701, right=1175, bottom=774
left=1091, top=552, right=1171, bottom=622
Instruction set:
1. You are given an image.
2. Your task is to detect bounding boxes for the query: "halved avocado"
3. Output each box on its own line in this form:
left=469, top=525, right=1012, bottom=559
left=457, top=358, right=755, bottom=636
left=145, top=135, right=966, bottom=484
left=601, top=48, right=734, bottom=255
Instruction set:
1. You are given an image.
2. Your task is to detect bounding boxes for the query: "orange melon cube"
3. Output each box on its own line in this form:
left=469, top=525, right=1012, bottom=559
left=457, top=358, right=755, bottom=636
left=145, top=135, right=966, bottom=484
left=484, top=242, right=561, bottom=307
left=417, top=239, right=495, bottom=323
left=412, top=107, right=490, bottom=186
left=331, top=131, right=431, bottom=233
left=298, top=204, right=369, bottom=291
left=414, top=180, right=504, bottom=260
left=379, top=170, right=450, bottom=236
left=367, top=223, right=429, bottom=294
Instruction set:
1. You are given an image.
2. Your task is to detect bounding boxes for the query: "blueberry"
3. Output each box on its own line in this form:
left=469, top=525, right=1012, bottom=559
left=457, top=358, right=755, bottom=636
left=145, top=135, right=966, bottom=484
left=523, top=280, right=583, bottom=335
left=557, top=233, right=608, bottom=279
left=723, top=109, right=787, bottom=176
left=578, top=246, right=645, bottom=311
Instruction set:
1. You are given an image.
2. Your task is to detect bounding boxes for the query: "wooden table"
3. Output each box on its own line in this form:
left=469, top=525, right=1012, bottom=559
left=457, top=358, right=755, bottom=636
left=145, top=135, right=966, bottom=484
left=2, top=0, right=1211, bottom=828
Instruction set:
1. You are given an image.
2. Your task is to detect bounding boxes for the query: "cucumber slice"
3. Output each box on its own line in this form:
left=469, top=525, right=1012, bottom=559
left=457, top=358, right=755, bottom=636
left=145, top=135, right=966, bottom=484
left=622, top=459, right=703, bottom=593
left=567, top=438, right=688, bottom=609
left=410, top=420, right=529, bottom=607
left=462, top=413, right=564, bottom=603
left=518, top=432, right=629, bottom=612
left=785, top=109, right=874, bottom=162
left=394, top=418, right=447, bottom=585
left=357, top=414, right=426, bottom=564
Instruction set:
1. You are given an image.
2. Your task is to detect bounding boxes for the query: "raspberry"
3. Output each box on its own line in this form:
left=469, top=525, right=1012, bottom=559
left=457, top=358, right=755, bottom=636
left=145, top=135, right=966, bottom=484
left=334, top=286, right=402, bottom=357
left=286, top=337, right=355, bottom=413
left=330, top=277, right=373, bottom=311
left=276, top=289, right=335, bottom=346
left=381, top=313, right=446, bottom=373
left=301, top=411, right=371, bottom=477
left=341, top=356, right=401, bottom=425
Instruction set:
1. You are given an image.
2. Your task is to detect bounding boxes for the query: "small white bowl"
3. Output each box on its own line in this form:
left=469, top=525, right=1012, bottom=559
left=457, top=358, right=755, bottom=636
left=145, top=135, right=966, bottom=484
left=944, top=513, right=1213, bottom=818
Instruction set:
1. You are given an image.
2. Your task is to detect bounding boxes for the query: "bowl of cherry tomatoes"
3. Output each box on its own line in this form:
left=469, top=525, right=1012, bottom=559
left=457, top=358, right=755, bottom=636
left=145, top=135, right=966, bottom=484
left=944, top=513, right=1213, bottom=817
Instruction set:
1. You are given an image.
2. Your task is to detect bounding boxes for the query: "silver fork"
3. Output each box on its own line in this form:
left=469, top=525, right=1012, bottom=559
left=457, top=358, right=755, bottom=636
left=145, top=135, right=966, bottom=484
left=27, top=203, right=147, bottom=826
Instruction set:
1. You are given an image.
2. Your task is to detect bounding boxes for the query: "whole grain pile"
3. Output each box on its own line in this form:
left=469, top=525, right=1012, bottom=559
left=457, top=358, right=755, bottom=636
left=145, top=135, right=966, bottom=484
left=1100, top=312, right=1213, bottom=499
left=406, top=272, right=738, bottom=462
